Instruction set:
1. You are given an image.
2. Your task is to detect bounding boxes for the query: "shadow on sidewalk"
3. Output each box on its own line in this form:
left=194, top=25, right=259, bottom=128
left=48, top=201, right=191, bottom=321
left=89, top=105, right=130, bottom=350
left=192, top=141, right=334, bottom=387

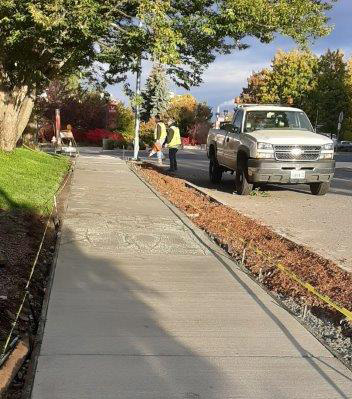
left=31, top=224, right=352, bottom=399
left=36, top=227, right=234, bottom=398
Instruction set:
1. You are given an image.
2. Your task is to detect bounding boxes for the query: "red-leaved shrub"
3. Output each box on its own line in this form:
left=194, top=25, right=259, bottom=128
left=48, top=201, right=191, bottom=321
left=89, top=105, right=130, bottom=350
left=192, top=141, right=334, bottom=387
left=77, top=128, right=124, bottom=145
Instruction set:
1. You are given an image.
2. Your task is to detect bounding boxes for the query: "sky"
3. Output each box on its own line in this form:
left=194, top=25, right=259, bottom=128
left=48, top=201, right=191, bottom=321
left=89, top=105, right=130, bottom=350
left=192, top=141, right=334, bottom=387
left=108, top=0, right=352, bottom=113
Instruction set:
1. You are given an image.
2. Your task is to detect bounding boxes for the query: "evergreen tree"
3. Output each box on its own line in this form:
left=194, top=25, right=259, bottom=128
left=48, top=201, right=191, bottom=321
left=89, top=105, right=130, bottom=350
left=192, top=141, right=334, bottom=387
left=141, top=64, right=170, bottom=121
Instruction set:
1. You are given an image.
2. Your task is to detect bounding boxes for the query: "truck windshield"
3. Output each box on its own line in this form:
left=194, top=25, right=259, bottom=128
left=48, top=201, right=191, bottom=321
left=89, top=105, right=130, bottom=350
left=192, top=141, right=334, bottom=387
left=244, top=110, right=313, bottom=132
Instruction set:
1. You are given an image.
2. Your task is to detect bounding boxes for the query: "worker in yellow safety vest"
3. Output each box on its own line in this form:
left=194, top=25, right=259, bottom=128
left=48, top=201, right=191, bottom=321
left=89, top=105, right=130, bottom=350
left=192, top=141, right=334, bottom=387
left=166, top=120, right=181, bottom=172
left=149, top=115, right=167, bottom=164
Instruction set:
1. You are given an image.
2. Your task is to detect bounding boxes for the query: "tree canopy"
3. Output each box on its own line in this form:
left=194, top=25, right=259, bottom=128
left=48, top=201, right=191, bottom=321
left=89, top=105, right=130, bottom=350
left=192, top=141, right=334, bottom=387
left=101, top=0, right=334, bottom=89
left=166, top=94, right=212, bottom=135
left=241, top=49, right=352, bottom=139
left=241, top=50, right=319, bottom=109
left=0, top=0, right=336, bottom=150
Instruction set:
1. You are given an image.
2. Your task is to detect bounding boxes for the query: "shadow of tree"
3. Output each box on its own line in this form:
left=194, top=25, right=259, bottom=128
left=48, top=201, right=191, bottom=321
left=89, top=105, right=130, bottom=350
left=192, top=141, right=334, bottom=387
left=33, top=228, right=232, bottom=398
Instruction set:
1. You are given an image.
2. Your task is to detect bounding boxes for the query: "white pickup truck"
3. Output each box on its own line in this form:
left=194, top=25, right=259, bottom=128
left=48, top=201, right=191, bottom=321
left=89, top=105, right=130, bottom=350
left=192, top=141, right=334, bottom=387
left=207, top=105, right=335, bottom=196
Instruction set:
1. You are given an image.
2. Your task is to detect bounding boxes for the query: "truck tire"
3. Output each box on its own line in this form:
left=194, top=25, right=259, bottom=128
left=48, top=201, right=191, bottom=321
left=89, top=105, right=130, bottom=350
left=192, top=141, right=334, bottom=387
left=310, top=182, right=330, bottom=196
left=209, top=154, right=223, bottom=183
left=235, top=162, right=253, bottom=195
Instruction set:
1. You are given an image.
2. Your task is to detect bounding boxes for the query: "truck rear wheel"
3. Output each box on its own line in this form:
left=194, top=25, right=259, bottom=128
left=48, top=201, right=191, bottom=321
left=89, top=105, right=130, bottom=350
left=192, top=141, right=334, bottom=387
left=209, top=155, right=223, bottom=183
left=310, top=182, right=330, bottom=196
left=236, top=163, right=253, bottom=195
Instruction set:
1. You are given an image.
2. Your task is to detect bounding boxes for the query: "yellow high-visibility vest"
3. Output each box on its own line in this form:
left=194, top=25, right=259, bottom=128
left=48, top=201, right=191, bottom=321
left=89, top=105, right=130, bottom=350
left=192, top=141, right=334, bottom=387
left=167, top=126, right=181, bottom=148
left=154, top=122, right=167, bottom=140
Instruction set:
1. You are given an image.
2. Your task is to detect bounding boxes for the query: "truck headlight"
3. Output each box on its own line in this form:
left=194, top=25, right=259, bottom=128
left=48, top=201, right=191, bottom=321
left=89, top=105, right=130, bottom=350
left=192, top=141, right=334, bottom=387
left=257, top=142, right=273, bottom=150
left=256, top=143, right=274, bottom=159
left=319, top=153, right=334, bottom=160
left=257, top=152, right=275, bottom=159
left=322, top=143, right=334, bottom=150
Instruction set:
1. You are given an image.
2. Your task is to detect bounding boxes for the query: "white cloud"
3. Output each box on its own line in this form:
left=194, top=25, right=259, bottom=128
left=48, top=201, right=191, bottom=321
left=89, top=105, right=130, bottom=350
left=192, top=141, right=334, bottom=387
left=200, top=58, right=269, bottom=86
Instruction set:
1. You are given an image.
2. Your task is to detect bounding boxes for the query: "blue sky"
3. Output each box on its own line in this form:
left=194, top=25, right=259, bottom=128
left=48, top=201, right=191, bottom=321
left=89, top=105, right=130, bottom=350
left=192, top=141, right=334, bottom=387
left=109, top=0, right=352, bottom=113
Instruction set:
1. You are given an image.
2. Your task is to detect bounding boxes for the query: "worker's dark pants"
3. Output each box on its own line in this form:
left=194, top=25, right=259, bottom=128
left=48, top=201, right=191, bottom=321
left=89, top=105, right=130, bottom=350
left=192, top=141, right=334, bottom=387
left=169, top=148, right=178, bottom=170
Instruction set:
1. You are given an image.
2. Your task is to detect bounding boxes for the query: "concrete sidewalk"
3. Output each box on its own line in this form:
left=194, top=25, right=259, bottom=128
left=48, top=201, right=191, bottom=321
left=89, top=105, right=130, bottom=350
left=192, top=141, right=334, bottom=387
left=32, top=150, right=352, bottom=399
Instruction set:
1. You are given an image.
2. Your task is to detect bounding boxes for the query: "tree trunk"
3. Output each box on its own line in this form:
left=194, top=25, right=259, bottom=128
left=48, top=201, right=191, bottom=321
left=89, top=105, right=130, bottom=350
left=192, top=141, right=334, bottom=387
left=0, top=86, right=35, bottom=152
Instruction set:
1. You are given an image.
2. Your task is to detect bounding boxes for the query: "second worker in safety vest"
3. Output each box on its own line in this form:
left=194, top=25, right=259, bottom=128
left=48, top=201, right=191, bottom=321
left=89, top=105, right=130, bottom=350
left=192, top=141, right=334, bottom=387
left=166, top=120, right=181, bottom=172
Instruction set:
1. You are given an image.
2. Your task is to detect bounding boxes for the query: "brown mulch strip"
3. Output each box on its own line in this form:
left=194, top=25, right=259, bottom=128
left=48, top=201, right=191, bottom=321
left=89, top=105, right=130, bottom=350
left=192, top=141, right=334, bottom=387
left=0, top=211, right=55, bottom=352
left=136, top=163, right=352, bottom=326
left=0, top=210, right=56, bottom=398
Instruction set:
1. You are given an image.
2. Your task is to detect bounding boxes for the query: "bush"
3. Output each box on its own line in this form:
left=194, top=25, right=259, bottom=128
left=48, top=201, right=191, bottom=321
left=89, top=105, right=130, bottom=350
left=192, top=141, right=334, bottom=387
left=80, top=128, right=124, bottom=146
left=103, top=139, right=116, bottom=150
left=140, top=119, right=155, bottom=146
left=115, top=103, right=135, bottom=137
left=343, top=131, right=352, bottom=140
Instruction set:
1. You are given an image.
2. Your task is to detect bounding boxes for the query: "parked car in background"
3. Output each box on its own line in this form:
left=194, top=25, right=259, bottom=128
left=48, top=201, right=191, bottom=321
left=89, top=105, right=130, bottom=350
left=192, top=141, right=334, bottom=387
left=336, top=141, right=352, bottom=151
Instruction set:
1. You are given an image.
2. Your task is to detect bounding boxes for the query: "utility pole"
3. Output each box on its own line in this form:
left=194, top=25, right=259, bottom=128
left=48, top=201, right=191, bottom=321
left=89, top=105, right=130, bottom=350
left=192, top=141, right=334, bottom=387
left=133, top=21, right=143, bottom=161
left=337, top=111, right=344, bottom=141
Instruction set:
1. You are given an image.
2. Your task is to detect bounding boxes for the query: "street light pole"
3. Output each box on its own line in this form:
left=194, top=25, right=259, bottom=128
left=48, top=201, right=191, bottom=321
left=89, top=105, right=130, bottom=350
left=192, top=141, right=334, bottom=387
left=133, top=21, right=143, bottom=161
left=133, top=57, right=142, bottom=160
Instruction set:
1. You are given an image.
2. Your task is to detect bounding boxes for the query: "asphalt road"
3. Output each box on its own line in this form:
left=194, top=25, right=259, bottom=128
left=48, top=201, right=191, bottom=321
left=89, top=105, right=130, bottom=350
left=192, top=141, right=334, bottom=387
left=115, top=148, right=352, bottom=273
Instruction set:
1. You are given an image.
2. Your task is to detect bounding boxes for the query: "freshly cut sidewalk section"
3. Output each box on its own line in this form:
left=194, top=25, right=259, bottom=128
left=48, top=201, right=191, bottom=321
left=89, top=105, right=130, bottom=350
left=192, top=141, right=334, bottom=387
left=31, top=149, right=352, bottom=399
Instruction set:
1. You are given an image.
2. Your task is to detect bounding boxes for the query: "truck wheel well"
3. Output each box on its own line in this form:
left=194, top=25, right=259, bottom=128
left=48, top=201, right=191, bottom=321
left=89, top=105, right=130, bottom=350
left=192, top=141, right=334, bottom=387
left=237, top=151, right=248, bottom=167
left=209, top=144, right=216, bottom=157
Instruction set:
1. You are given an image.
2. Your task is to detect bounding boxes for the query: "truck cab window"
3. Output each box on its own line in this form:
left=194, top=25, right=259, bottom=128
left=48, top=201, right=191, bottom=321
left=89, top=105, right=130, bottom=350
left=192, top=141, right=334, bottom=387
left=233, top=110, right=243, bottom=133
left=244, top=110, right=313, bottom=132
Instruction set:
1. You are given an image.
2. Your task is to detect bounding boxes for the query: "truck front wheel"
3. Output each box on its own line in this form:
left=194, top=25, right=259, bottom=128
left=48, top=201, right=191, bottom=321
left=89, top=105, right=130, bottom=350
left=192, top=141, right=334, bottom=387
left=310, top=182, right=330, bottom=196
left=209, top=155, right=223, bottom=183
left=235, top=162, right=253, bottom=195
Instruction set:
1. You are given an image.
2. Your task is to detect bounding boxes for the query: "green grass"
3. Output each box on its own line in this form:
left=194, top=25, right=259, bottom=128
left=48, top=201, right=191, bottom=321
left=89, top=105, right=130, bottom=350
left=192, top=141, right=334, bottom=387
left=0, top=148, right=70, bottom=214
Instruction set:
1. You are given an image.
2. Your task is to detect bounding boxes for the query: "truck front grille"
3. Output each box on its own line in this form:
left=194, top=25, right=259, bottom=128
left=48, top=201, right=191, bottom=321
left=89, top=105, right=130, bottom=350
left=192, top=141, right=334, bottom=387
left=274, top=145, right=321, bottom=161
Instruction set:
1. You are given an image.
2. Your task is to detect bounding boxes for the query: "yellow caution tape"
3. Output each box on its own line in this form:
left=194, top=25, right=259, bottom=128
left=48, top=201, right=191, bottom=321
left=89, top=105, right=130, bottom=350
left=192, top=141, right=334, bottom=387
left=240, top=238, right=352, bottom=321
left=276, top=263, right=352, bottom=321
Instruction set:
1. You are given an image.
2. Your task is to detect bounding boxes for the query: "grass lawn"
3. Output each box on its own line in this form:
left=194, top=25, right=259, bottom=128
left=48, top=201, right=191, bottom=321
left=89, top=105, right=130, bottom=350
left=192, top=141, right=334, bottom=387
left=0, top=148, right=70, bottom=214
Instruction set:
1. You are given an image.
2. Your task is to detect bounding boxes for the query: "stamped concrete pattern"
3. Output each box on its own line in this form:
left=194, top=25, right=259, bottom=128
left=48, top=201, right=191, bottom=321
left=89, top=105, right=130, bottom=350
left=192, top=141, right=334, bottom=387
left=31, top=149, right=352, bottom=399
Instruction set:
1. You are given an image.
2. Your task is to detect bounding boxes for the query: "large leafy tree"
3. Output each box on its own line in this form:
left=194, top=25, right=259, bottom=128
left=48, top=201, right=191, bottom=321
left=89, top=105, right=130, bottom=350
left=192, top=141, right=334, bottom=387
left=241, top=50, right=318, bottom=114
left=0, top=0, right=334, bottom=151
left=241, top=69, right=274, bottom=104
left=310, top=50, right=351, bottom=137
left=241, top=49, right=352, bottom=138
left=0, top=0, right=119, bottom=151
left=36, top=79, right=109, bottom=132
left=345, top=59, right=352, bottom=139
left=166, top=94, right=212, bottom=135
left=0, top=0, right=180, bottom=151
